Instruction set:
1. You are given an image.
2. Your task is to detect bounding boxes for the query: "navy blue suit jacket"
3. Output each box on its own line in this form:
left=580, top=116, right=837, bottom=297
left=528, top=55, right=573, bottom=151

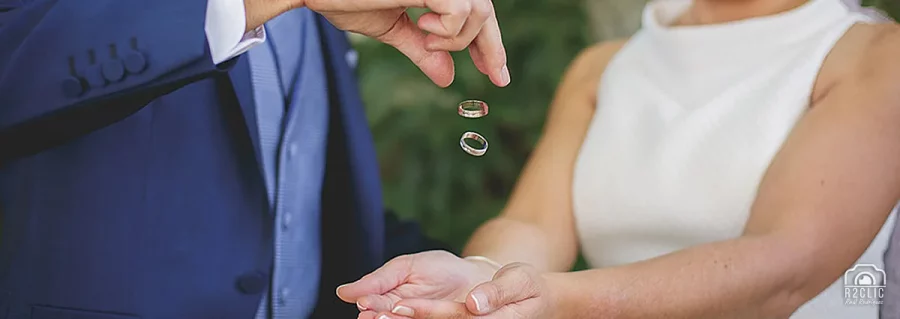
left=0, top=1, right=387, bottom=318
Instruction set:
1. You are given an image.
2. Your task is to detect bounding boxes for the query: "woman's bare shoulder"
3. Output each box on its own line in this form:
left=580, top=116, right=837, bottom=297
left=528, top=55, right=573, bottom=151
left=810, top=22, right=900, bottom=125
left=557, top=39, right=629, bottom=106
left=823, top=23, right=900, bottom=95
left=854, top=23, right=900, bottom=83
left=565, top=39, right=629, bottom=82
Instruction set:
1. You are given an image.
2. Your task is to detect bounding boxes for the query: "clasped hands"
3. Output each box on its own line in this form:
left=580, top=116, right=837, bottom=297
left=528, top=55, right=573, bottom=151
left=336, top=251, right=560, bottom=319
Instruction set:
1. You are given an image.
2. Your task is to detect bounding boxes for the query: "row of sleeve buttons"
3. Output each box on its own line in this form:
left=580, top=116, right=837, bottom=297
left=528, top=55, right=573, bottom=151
left=62, top=49, right=148, bottom=98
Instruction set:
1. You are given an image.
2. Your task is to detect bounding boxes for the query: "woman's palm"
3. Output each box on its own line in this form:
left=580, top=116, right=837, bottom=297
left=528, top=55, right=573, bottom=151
left=341, top=251, right=494, bottom=314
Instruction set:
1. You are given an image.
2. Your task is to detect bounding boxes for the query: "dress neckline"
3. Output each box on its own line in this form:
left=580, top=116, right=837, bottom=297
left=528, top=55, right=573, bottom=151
left=639, top=0, right=852, bottom=70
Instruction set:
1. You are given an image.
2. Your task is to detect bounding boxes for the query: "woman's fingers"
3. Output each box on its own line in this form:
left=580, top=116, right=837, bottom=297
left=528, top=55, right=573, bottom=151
left=466, top=263, right=539, bottom=315
left=337, top=255, right=414, bottom=303
left=377, top=299, right=533, bottom=319
left=357, top=294, right=401, bottom=313
left=358, top=310, right=380, bottom=319
left=382, top=299, right=473, bottom=319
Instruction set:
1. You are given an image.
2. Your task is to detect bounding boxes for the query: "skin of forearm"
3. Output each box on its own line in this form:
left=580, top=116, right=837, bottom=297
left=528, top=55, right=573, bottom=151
left=462, top=216, right=578, bottom=273
left=547, top=234, right=829, bottom=319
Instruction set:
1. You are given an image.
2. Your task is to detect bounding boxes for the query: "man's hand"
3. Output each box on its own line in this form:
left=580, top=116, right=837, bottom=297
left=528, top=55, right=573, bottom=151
left=308, top=0, right=508, bottom=87
left=369, top=262, right=560, bottom=319
left=243, top=0, right=508, bottom=87
left=336, top=251, right=499, bottom=319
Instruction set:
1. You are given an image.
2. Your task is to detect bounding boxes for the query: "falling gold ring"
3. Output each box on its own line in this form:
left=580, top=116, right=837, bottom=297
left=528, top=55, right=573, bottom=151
left=457, top=100, right=489, bottom=118
left=459, top=131, right=488, bottom=156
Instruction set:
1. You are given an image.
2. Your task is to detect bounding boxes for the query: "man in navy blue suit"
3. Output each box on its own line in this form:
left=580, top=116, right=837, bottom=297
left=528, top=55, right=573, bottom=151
left=0, top=0, right=509, bottom=318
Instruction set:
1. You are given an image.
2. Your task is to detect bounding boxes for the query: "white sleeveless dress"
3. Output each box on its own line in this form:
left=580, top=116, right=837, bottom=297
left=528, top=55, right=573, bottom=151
left=571, top=0, right=897, bottom=318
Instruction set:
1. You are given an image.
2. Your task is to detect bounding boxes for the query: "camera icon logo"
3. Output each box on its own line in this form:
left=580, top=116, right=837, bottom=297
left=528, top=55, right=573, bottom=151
left=843, top=264, right=885, bottom=306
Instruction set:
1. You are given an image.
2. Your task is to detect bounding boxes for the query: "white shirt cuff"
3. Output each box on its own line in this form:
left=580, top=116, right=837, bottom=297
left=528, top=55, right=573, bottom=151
left=205, top=0, right=267, bottom=65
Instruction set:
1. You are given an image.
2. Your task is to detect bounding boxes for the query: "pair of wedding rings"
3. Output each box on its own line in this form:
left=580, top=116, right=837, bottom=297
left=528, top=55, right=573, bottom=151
left=458, top=100, right=489, bottom=157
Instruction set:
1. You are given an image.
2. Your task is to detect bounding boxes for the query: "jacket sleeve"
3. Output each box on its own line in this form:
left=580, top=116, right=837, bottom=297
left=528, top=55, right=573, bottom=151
left=0, top=0, right=243, bottom=160
left=383, top=208, right=456, bottom=259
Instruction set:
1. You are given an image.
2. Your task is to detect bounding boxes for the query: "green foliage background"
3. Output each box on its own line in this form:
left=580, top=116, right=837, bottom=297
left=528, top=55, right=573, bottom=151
left=353, top=1, right=900, bottom=254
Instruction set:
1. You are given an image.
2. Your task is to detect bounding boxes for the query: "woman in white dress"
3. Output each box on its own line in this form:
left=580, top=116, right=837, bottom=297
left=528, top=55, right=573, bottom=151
left=338, top=0, right=900, bottom=318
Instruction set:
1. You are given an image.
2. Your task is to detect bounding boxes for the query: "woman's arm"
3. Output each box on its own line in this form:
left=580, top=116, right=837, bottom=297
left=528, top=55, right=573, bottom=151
left=546, top=26, right=900, bottom=319
left=462, top=40, right=626, bottom=272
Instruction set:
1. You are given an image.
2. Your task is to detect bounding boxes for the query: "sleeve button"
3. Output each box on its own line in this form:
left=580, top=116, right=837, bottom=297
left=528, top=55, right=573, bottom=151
left=102, top=60, right=125, bottom=82
left=123, top=51, right=147, bottom=74
left=84, top=65, right=106, bottom=88
left=61, top=77, right=84, bottom=97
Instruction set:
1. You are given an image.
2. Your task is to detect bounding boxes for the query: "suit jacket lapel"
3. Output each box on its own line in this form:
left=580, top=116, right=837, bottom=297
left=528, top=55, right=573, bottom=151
left=227, top=55, right=271, bottom=209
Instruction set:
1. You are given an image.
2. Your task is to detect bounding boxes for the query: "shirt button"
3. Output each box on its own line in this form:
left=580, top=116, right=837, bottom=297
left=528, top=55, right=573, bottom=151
left=288, top=143, right=298, bottom=157
left=282, top=212, right=292, bottom=230
left=345, top=49, right=359, bottom=68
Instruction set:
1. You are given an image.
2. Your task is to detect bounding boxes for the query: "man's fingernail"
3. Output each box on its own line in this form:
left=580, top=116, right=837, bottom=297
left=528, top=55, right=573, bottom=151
left=500, top=65, right=510, bottom=86
left=470, top=291, right=489, bottom=313
left=357, top=301, right=368, bottom=311
left=336, top=284, right=348, bottom=296
left=377, top=315, right=391, bottom=319
left=392, top=305, right=414, bottom=316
